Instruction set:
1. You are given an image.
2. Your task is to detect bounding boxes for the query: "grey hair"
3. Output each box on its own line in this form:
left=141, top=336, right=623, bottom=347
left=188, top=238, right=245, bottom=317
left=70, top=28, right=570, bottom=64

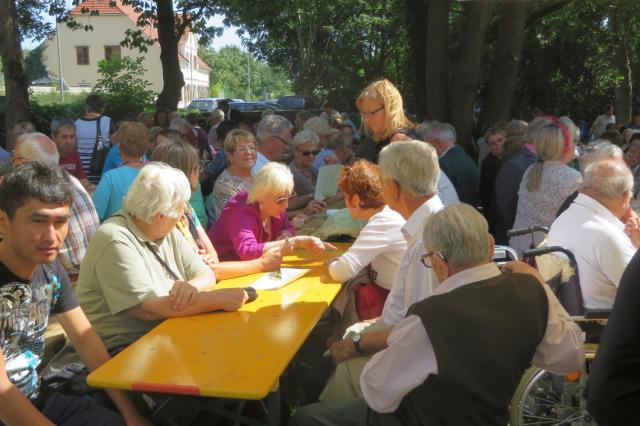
left=415, top=122, right=430, bottom=141
left=169, top=117, right=192, bottom=133
left=290, top=130, right=319, bottom=148
left=50, top=117, right=76, bottom=136
left=122, top=162, right=191, bottom=223
left=582, top=159, right=633, bottom=199
left=15, top=133, right=60, bottom=164
left=378, top=140, right=440, bottom=198
left=256, top=115, right=292, bottom=145
left=423, top=204, right=491, bottom=270
left=579, top=141, right=623, bottom=172
left=421, top=121, right=457, bottom=143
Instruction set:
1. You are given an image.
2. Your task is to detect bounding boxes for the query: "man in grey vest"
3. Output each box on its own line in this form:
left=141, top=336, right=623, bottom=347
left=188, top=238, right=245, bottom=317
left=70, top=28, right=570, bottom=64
left=291, top=204, right=583, bottom=425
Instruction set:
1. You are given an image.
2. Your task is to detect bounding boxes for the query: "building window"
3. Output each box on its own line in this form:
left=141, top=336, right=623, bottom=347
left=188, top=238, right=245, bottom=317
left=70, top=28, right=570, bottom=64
left=76, top=46, right=89, bottom=65
left=104, top=45, right=121, bottom=60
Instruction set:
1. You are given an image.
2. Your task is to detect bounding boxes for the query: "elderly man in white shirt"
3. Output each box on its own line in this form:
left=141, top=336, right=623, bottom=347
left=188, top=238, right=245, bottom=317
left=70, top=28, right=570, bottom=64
left=548, top=159, right=640, bottom=309
left=291, top=205, right=583, bottom=426
left=318, top=140, right=443, bottom=403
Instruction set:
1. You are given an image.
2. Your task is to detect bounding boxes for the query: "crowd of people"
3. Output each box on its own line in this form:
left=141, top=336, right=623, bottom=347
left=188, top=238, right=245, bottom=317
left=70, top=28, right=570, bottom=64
left=0, top=79, right=639, bottom=425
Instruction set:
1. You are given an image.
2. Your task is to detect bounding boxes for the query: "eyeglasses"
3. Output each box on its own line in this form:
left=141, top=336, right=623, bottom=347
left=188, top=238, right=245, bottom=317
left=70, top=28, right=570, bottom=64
left=420, top=251, right=446, bottom=268
left=273, top=135, right=290, bottom=146
left=297, top=148, right=321, bottom=157
left=361, top=106, right=385, bottom=117
left=487, top=137, right=505, bottom=146
left=235, top=145, right=257, bottom=153
left=276, top=192, right=297, bottom=204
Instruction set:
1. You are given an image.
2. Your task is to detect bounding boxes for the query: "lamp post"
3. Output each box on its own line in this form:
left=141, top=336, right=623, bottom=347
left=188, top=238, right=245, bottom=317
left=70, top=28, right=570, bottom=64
left=55, top=18, right=64, bottom=102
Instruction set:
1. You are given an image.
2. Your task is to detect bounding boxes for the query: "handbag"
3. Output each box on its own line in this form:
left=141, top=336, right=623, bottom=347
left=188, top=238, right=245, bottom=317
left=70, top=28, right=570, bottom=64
left=89, top=116, right=108, bottom=176
left=353, top=266, right=389, bottom=320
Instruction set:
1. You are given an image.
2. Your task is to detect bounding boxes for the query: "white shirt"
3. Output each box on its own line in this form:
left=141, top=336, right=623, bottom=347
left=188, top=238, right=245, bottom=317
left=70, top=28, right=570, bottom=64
left=381, top=196, right=444, bottom=326
left=361, top=263, right=584, bottom=413
left=548, top=193, right=637, bottom=309
left=437, top=172, right=460, bottom=206
left=251, top=151, right=270, bottom=175
left=328, top=206, right=407, bottom=289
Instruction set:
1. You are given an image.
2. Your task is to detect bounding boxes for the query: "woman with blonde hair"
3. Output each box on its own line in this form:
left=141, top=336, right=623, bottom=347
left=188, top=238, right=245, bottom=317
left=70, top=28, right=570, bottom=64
left=208, top=162, right=335, bottom=261
left=209, top=129, right=256, bottom=221
left=354, top=78, right=419, bottom=163
left=509, top=118, right=582, bottom=255
left=92, top=121, right=149, bottom=221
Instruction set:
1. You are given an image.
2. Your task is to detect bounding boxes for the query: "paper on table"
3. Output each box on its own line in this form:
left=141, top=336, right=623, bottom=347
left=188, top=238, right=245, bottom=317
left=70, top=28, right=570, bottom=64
left=314, top=164, right=342, bottom=201
left=251, top=268, right=310, bottom=290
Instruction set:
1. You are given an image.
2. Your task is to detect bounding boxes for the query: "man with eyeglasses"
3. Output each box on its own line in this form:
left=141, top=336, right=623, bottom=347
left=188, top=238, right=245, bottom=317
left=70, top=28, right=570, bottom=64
left=291, top=204, right=582, bottom=426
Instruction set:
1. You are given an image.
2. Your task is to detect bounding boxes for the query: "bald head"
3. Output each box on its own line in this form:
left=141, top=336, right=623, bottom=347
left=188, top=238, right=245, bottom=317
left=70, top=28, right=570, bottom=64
left=15, top=133, right=60, bottom=165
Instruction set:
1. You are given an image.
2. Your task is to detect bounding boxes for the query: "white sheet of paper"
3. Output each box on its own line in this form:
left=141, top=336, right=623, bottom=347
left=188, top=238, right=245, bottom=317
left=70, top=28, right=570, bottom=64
left=251, top=268, right=310, bottom=290
left=314, top=165, right=342, bottom=200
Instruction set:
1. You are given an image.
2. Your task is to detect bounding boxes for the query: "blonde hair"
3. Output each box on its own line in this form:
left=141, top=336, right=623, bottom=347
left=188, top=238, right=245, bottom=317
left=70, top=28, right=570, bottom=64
left=356, top=79, right=413, bottom=141
left=150, top=140, right=199, bottom=178
left=526, top=123, right=567, bottom=192
left=224, top=129, right=256, bottom=153
left=247, top=162, right=294, bottom=204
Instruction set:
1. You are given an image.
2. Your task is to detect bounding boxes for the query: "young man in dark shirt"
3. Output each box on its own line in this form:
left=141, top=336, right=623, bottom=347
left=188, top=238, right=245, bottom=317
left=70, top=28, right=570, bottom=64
left=0, top=161, right=149, bottom=425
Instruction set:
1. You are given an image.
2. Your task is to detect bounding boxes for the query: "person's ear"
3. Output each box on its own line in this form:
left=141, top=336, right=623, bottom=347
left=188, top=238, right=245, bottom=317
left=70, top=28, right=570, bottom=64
left=431, top=252, right=451, bottom=284
left=488, top=234, right=495, bottom=262
left=0, top=211, right=10, bottom=235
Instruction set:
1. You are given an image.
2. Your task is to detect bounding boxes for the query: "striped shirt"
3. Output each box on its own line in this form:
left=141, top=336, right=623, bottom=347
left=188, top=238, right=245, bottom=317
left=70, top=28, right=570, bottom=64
left=74, top=115, right=112, bottom=183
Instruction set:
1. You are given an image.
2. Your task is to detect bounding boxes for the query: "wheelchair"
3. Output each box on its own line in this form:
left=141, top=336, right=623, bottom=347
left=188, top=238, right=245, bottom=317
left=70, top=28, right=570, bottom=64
left=506, top=226, right=609, bottom=426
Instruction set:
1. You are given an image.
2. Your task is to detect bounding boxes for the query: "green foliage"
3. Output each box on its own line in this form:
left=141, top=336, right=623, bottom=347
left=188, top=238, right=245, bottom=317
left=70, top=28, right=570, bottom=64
left=198, top=45, right=292, bottom=100
left=24, top=46, right=47, bottom=82
left=93, top=56, right=156, bottom=121
left=221, top=0, right=408, bottom=111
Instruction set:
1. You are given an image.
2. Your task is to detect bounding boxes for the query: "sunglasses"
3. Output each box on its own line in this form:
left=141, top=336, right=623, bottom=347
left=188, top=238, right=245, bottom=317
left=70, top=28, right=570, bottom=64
left=420, top=251, right=447, bottom=268
left=276, top=193, right=297, bottom=204
left=361, top=106, right=384, bottom=117
left=297, top=148, right=321, bottom=157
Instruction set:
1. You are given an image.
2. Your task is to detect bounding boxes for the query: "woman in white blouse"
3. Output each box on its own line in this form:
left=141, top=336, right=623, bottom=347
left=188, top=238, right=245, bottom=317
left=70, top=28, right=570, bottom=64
left=327, top=160, right=406, bottom=326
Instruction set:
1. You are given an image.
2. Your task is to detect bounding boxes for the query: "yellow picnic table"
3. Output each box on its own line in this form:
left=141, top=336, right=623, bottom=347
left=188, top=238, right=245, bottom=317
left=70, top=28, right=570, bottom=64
left=87, top=243, right=350, bottom=424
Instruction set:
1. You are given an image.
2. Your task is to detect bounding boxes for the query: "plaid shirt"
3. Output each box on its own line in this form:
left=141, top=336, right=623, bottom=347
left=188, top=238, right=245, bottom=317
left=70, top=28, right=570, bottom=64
left=58, top=176, right=100, bottom=276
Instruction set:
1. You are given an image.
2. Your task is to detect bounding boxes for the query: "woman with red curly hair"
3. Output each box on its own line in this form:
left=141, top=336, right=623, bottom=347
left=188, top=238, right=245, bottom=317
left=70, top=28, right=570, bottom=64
left=327, top=160, right=407, bottom=324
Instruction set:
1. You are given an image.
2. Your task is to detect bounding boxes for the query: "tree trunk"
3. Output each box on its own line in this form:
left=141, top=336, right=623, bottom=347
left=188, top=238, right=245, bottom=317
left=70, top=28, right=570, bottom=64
left=424, top=0, right=449, bottom=121
left=155, top=0, right=184, bottom=110
left=477, top=1, right=528, bottom=135
left=450, top=0, right=493, bottom=154
left=611, top=11, right=632, bottom=126
left=0, top=0, right=30, bottom=150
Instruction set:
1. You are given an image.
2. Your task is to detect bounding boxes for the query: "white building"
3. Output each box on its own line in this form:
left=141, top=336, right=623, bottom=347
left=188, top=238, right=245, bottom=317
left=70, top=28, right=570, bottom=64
left=40, top=0, right=211, bottom=106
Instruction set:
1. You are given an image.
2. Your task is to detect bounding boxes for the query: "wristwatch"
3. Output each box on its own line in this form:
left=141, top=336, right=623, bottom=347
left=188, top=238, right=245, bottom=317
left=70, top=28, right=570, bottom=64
left=352, top=333, right=363, bottom=355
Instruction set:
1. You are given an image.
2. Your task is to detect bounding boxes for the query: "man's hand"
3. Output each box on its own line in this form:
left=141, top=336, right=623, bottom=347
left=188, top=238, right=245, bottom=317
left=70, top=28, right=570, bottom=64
left=303, top=200, right=327, bottom=216
left=324, top=155, right=339, bottom=165
left=291, top=213, right=309, bottom=229
left=215, top=288, right=249, bottom=311
left=625, top=215, right=640, bottom=248
left=169, top=280, right=199, bottom=310
left=259, top=248, right=283, bottom=272
left=329, top=338, right=358, bottom=364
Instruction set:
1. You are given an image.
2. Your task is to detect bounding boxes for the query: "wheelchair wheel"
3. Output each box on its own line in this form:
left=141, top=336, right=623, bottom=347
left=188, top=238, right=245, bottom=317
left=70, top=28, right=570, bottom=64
left=510, top=366, right=596, bottom=425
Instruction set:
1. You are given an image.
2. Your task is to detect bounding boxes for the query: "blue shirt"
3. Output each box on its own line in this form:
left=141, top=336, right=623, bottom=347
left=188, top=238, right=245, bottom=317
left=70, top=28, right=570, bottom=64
left=92, top=166, right=141, bottom=221
left=102, top=145, right=122, bottom=174
left=252, top=151, right=269, bottom=175
left=313, top=148, right=339, bottom=170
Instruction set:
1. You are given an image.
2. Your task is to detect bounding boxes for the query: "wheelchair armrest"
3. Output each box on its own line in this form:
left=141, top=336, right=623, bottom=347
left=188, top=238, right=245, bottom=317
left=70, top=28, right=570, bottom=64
left=584, top=309, right=610, bottom=320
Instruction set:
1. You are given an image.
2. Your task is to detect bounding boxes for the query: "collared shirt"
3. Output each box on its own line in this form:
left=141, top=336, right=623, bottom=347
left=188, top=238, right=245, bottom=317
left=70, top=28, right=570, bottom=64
left=437, top=172, right=459, bottom=206
left=58, top=175, right=100, bottom=277
left=361, top=263, right=584, bottom=413
left=76, top=210, right=210, bottom=350
left=548, top=193, right=637, bottom=309
left=252, top=151, right=269, bottom=175
left=381, top=196, right=444, bottom=326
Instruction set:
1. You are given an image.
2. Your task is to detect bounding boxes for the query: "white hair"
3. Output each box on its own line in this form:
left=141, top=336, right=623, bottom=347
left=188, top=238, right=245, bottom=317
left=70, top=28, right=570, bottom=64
left=422, top=121, right=456, bottom=143
left=123, top=162, right=191, bottom=223
left=378, top=140, right=440, bottom=198
left=15, top=133, right=60, bottom=164
left=248, top=162, right=294, bottom=203
left=579, top=141, right=623, bottom=172
left=583, top=159, right=633, bottom=199
left=256, top=115, right=292, bottom=145
left=423, top=204, right=491, bottom=270
left=169, top=117, right=192, bottom=132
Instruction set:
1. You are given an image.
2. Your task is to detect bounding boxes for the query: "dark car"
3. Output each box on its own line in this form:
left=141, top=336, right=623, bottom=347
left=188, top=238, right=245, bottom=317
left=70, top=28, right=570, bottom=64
left=277, top=96, right=319, bottom=110
left=186, top=98, right=225, bottom=113
left=229, top=102, right=279, bottom=113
